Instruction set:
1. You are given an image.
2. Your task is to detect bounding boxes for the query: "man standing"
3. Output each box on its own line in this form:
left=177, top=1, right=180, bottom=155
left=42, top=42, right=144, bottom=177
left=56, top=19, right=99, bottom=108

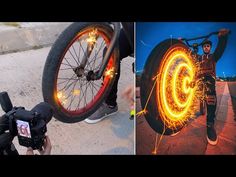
left=198, top=29, right=229, bottom=145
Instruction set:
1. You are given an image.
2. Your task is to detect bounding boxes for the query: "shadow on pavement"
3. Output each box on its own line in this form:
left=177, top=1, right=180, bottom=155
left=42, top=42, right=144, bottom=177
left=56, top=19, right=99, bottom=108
left=110, top=112, right=134, bottom=140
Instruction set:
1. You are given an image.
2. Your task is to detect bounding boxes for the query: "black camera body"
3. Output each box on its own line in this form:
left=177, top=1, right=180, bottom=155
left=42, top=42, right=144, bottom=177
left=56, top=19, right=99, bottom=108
left=10, top=107, right=47, bottom=150
left=0, top=92, right=53, bottom=150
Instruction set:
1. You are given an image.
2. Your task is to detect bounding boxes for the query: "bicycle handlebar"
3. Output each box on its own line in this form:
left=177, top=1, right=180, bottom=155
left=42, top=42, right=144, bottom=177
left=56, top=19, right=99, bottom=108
left=180, top=30, right=231, bottom=48
left=181, top=31, right=219, bottom=43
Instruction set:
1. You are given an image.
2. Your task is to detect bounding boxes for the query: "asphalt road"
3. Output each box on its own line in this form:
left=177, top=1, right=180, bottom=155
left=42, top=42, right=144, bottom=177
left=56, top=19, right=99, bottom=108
left=136, top=82, right=236, bottom=155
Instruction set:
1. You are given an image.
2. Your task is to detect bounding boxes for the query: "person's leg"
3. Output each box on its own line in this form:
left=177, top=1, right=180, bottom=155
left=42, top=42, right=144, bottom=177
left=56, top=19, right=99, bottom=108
left=84, top=27, right=133, bottom=124
left=206, top=76, right=217, bottom=124
left=104, top=59, right=120, bottom=107
left=105, top=27, right=133, bottom=107
left=206, top=97, right=217, bottom=125
left=205, top=76, right=218, bottom=145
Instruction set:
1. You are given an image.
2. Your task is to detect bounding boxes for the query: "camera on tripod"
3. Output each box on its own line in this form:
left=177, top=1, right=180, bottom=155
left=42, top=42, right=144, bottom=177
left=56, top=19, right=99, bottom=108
left=0, top=91, right=53, bottom=150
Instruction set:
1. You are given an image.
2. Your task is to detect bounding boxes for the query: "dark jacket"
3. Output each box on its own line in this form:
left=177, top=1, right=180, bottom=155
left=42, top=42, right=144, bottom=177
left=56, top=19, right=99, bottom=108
left=198, top=35, right=228, bottom=77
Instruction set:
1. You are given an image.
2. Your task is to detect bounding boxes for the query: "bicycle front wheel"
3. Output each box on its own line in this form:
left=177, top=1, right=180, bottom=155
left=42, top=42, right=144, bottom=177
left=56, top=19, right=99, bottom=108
left=42, top=22, right=119, bottom=123
left=141, top=39, right=199, bottom=135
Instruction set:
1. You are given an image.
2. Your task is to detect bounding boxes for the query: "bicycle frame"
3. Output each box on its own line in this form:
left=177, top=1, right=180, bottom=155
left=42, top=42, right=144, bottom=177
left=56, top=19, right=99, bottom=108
left=94, top=22, right=121, bottom=80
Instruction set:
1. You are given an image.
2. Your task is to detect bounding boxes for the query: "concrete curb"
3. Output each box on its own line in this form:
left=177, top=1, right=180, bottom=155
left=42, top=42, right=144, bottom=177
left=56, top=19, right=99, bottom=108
left=0, top=22, right=72, bottom=55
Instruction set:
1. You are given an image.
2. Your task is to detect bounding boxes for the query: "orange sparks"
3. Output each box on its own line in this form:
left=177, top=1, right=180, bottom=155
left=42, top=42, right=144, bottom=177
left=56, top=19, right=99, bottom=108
left=155, top=44, right=203, bottom=130
left=104, top=67, right=115, bottom=78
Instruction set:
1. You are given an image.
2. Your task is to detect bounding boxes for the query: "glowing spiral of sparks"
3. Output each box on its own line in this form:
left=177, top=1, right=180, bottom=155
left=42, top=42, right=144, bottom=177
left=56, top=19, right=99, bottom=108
left=157, top=44, right=199, bottom=130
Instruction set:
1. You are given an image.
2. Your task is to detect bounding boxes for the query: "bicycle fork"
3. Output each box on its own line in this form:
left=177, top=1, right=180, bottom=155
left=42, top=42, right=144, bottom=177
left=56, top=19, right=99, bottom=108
left=76, top=22, right=121, bottom=81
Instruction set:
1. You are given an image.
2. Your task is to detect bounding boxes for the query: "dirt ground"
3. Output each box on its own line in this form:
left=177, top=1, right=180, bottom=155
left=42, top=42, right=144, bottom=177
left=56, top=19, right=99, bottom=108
left=0, top=47, right=135, bottom=155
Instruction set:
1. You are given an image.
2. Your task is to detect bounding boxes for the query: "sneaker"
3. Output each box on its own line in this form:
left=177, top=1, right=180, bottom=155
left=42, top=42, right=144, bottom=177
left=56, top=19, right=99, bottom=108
left=206, top=124, right=218, bottom=145
left=84, top=103, right=118, bottom=124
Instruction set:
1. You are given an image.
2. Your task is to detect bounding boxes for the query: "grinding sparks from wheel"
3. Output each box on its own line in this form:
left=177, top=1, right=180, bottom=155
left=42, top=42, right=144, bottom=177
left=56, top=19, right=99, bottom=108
left=86, top=28, right=98, bottom=45
left=56, top=91, right=67, bottom=105
left=157, top=44, right=199, bottom=130
left=104, top=67, right=115, bottom=78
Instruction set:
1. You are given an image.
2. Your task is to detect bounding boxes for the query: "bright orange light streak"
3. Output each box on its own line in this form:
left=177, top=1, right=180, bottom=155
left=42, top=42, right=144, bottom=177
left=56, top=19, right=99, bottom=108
left=157, top=45, right=199, bottom=129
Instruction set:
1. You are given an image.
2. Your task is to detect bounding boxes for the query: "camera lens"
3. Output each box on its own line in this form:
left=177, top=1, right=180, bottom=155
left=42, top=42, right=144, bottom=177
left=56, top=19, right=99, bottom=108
left=0, top=92, right=13, bottom=113
left=31, top=102, right=53, bottom=123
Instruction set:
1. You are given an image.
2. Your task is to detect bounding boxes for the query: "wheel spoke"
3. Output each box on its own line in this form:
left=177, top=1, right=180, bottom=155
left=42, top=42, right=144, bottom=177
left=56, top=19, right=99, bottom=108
left=90, top=81, right=100, bottom=92
left=56, top=29, right=111, bottom=113
left=61, top=62, right=76, bottom=68
left=79, top=40, right=87, bottom=60
left=86, top=40, right=105, bottom=68
left=66, top=79, right=78, bottom=110
left=68, top=48, right=80, bottom=66
left=58, top=73, right=77, bottom=92
left=71, top=44, right=81, bottom=65
left=77, top=80, right=86, bottom=109
left=64, top=57, right=75, bottom=69
left=59, top=67, right=75, bottom=71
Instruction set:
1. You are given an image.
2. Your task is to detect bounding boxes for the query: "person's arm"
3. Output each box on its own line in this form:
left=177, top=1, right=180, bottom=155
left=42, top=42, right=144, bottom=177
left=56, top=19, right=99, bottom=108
left=213, top=29, right=229, bottom=62
left=26, top=136, right=52, bottom=155
left=122, top=85, right=134, bottom=109
left=0, top=115, right=18, bottom=155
